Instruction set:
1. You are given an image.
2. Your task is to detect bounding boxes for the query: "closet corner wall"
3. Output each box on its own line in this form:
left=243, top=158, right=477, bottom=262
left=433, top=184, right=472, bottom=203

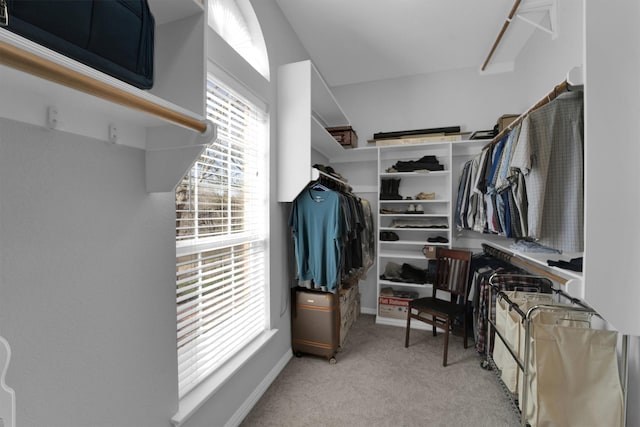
left=584, top=0, right=640, bottom=337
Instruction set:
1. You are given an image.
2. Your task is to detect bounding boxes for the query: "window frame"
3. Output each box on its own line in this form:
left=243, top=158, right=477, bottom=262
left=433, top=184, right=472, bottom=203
left=174, top=66, right=271, bottom=405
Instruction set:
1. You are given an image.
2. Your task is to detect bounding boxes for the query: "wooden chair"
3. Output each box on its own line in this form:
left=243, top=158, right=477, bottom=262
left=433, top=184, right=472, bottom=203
left=404, top=248, right=473, bottom=366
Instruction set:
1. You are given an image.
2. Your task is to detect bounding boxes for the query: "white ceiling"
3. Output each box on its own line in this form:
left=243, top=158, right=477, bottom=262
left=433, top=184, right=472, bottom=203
left=275, top=0, right=544, bottom=87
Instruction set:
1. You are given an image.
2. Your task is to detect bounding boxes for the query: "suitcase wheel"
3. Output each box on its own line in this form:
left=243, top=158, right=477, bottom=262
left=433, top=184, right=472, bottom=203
left=294, top=351, right=303, bottom=358
left=329, top=357, right=337, bottom=365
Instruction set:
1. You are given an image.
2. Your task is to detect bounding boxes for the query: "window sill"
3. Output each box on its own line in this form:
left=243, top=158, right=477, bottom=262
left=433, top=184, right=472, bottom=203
left=171, top=328, right=278, bottom=427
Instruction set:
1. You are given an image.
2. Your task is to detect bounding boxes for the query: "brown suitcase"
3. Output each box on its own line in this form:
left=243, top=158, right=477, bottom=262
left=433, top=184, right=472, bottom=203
left=291, top=288, right=340, bottom=363
left=326, top=126, right=358, bottom=148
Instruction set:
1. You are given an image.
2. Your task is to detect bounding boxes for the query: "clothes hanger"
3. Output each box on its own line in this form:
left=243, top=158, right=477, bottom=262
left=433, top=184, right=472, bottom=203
left=310, top=180, right=329, bottom=191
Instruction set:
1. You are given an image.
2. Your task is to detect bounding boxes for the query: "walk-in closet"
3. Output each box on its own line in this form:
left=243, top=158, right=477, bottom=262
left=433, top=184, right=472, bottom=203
left=0, top=1, right=639, bottom=426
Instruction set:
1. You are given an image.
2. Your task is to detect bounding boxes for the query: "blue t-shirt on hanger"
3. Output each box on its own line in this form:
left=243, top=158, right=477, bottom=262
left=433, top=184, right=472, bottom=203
left=289, top=187, right=344, bottom=292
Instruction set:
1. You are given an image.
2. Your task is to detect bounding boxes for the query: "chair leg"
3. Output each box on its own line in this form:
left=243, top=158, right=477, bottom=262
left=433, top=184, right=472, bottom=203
left=405, top=312, right=411, bottom=348
left=443, top=318, right=450, bottom=367
left=463, top=311, right=468, bottom=349
left=432, top=315, right=437, bottom=337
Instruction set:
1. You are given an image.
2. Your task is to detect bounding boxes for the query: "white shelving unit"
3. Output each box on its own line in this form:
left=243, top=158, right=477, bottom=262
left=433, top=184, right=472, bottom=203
left=376, top=142, right=454, bottom=328
left=0, top=0, right=213, bottom=193
left=277, top=60, right=351, bottom=202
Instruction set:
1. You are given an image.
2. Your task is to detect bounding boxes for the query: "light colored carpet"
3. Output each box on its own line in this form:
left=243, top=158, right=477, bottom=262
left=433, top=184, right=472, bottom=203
left=241, top=314, right=519, bottom=427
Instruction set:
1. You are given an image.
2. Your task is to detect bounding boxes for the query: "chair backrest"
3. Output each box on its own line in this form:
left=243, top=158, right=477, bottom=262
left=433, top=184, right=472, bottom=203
left=433, top=248, right=473, bottom=301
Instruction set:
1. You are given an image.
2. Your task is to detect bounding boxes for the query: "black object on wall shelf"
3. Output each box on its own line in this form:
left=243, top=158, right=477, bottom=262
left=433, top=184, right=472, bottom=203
left=5, top=0, right=155, bottom=89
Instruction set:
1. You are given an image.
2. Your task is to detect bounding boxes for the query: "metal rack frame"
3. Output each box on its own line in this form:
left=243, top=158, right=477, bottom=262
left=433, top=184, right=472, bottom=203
left=484, top=273, right=626, bottom=426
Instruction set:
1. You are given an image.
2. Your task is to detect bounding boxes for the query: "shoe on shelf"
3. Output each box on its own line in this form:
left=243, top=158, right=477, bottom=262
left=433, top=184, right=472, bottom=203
left=405, top=204, right=416, bottom=214
left=380, top=231, right=399, bottom=241
left=415, top=205, right=424, bottom=213
left=427, top=236, right=449, bottom=244
left=416, top=192, right=436, bottom=200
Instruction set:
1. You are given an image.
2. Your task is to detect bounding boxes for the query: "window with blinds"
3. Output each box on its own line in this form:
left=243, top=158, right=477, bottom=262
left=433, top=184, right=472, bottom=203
left=176, top=76, right=268, bottom=398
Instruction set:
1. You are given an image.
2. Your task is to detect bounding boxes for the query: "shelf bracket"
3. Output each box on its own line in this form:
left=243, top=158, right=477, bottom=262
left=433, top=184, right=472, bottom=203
left=145, top=120, right=217, bottom=193
left=516, top=0, right=557, bottom=40
left=46, top=105, right=58, bottom=130
left=108, top=123, right=118, bottom=144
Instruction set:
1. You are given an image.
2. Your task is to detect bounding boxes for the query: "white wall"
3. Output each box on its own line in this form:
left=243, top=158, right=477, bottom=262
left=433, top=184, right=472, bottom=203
left=515, top=0, right=584, bottom=103
left=583, top=0, right=640, bottom=338
left=0, top=120, right=178, bottom=426
left=334, top=68, right=523, bottom=148
left=583, top=2, right=640, bottom=423
left=0, top=1, right=312, bottom=426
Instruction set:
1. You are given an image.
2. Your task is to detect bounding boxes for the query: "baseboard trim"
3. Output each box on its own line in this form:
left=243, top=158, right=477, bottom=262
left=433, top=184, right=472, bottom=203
left=224, top=348, right=293, bottom=427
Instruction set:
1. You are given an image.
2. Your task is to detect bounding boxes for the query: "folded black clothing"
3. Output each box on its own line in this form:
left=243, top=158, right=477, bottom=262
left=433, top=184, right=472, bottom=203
left=547, top=257, right=583, bottom=272
left=401, top=263, right=429, bottom=284
left=394, top=161, right=444, bottom=172
left=380, top=194, right=403, bottom=200
left=417, top=155, right=438, bottom=163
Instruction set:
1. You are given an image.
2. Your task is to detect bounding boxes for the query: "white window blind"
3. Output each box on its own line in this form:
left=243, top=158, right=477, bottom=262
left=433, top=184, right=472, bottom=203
left=176, top=77, right=267, bottom=398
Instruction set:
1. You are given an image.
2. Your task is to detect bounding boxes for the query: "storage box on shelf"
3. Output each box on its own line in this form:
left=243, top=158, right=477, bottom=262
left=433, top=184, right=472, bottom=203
left=378, top=296, right=410, bottom=320
left=378, top=286, right=421, bottom=320
left=326, top=125, right=358, bottom=148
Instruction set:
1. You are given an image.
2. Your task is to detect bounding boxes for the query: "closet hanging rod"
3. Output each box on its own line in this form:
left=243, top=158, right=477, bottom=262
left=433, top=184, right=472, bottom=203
left=315, top=169, right=353, bottom=193
left=481, top=0, right=522, bottom=71
left=0, top=39, right=208, bottom=134
left=485, top=79, right=569, bottom=148
left=482, top=243, right=569, bottom=285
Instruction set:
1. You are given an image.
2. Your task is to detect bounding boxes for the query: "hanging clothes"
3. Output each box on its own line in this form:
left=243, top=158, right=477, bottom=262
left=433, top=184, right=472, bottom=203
left=289, top=177, right=375, bottom=293
left=289, top=186, right=344, bottom=292
left=359, top=198, right=375, bottom=275
left=510, top=90, right=584, bottom=251
left=454, top=88, right=583, bottom=253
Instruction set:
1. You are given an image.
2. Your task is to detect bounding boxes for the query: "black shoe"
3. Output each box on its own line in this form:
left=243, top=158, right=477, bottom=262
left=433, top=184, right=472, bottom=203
left=427, top=236, right=449, bottom=244
left=380, top=231, right=399, bottom=241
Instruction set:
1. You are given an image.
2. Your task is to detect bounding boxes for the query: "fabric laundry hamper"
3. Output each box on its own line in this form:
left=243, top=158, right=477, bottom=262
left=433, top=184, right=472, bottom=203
left=519, top=309, right=624, bottom=427
left=492, top=291, right=554, bottom=394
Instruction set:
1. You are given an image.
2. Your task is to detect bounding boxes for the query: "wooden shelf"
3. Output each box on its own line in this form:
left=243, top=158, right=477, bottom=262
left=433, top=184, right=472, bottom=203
left=330, top=146, right=378, bottom=163
left=379, top=249, right=427, bottom=260
left=483, top=242, right=585, bottom=298
left=379, top=280, right=432, bottom=289
left=311, top=115, right=346, bottom=160
left=380, top=199, right=449, bottom=203
left=380, top=227, right=451, bottom=232
left=380, top=170, right=449, bottom=178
